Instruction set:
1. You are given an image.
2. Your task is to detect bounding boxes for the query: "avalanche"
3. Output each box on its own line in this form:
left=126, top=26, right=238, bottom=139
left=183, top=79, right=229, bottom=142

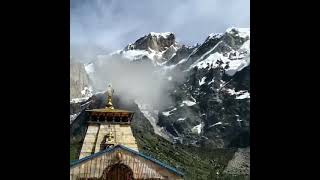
left=135, top=100, right=171, bottom=141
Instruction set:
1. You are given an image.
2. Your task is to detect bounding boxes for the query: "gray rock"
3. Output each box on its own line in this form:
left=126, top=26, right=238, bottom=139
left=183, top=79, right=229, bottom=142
left=70, top=60, right=90, bottom=99
left=223, top=147, right=250, bottom=176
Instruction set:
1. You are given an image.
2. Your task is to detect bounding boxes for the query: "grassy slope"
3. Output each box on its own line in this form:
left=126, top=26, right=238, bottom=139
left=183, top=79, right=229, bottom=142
left=70, top=141, right=82, bottom=161
left=133, top=128, right=248, bottom=180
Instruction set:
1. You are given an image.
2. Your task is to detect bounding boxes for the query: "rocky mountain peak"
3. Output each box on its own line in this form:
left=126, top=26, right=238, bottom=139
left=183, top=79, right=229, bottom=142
left=125, top=32, right=176, bottom=52
left=225, top=27, right=250, bottom=39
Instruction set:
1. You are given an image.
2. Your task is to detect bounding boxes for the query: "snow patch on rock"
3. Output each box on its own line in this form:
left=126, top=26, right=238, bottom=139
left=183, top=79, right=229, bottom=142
left=177, top=117, right=186, bottom=121
left=199, top=77, right=206, bottom=86
left=162, top=108, right=177, bottom=116
left=209, top=122, right=223, bottom=128
left=192, top=122, right=204, bottom=134
left=227, top=89, right=250, bottom=99
left=182, top=100, right=196, bottom=106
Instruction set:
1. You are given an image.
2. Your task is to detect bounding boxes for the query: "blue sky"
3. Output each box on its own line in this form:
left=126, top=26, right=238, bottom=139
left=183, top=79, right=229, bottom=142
left=71, top=0, right=250, bottom=62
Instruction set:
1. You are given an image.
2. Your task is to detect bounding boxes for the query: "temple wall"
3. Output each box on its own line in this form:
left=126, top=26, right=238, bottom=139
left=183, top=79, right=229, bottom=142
left=79, top=124, right=100, bottom=159
left=79, top=123, right=139, bottom=159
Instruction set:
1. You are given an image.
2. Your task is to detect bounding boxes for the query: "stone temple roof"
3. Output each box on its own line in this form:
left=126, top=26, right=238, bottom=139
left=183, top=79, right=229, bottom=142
left=70, top=144, right=184, bottom=177
left=86, top=108, right=133, bottom=113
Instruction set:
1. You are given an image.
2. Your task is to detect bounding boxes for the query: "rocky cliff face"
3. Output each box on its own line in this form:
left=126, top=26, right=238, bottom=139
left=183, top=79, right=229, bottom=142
left=154, top=28, right=250, bottom=148
left=70, top=58, right=91, bottom=99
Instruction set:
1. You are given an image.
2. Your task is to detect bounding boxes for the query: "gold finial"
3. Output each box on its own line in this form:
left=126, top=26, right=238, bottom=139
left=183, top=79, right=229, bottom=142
left=107, top=131, right=114, bottom=141
left=106, top=84, right=114, bottom=109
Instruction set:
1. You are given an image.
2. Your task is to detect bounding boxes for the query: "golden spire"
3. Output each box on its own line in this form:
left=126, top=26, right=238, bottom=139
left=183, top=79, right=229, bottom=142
left=106, top=84, right=114, bottom=109
left=107, top=131, right=114, bottom=141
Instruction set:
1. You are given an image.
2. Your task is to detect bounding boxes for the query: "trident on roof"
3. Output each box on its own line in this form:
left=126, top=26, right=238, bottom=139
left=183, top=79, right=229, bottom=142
left=106, top=84, right=114, bottom=109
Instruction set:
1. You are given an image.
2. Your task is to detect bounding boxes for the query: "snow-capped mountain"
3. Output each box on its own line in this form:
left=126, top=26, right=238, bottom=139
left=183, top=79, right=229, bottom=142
left=77, top=27, right=250, bottom=148
left=118, top=32, right=179, bottom=65
left=166, top=27, right=250, bottom=74
left=157, top=27, right=250, bottom=147
left=84, top=32, right=180, bottom=73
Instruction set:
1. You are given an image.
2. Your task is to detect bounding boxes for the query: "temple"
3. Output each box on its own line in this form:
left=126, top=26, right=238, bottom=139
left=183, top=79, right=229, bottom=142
left=79, top=84, right=138, bottom=158
left=71, top=84, right=184, bottom=180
